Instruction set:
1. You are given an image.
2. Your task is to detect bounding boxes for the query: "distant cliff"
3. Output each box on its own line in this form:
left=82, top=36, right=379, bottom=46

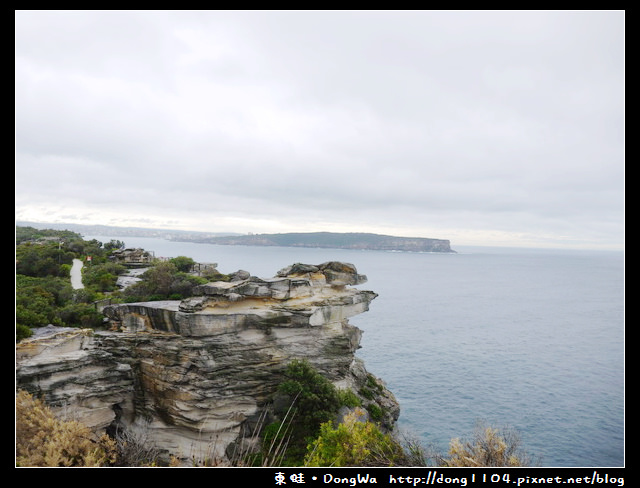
left=18, top=222, right=455, bottom=253
left=16, top=262, right=398, bottom=466
left=175, top=232, right=456, bottom=253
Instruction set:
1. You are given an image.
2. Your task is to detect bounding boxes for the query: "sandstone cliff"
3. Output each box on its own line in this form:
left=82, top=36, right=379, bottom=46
left=16, top=261, right=399, bottom=465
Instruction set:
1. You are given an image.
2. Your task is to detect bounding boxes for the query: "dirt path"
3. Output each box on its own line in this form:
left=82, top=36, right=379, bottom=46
left=70, top=258, right=84, bottom=289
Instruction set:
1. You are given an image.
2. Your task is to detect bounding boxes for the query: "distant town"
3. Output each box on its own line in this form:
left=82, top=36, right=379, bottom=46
left=16, top=221, right=240, bottom=241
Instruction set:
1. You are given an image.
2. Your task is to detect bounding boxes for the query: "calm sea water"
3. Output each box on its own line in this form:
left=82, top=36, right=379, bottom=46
left=87, top=236, right=624, bottom=467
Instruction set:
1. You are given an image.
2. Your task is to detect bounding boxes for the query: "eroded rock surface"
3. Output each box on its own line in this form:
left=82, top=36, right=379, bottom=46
left=16, top=262, right=398, bottom=465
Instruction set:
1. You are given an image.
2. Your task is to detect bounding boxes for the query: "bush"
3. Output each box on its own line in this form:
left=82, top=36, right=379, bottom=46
left=337, top=388, right=361, bottom=408
left=15, top=242, right=74, bottom=277
left=438, top=420, right=534, bottom=467
left=16, top=278, right=64, bottom=329
left=57, top=302, right=104, bottom=328
left=16, top=323, right=32, bottom=342
left=367, top=403, right=383, bottom=422
left=122, top=262, right=207, bottom=302
left=16, top=274, right=106, bottom=335
left=270, top=360, right=342, bottom=464
left=169, top=256, right=195, bottom=273
left=15, top=390, right=116, bottom=467
left=108, top=422, right=164, bottom=467
left=82, top=262, right=127, bottom=292
left=305, top=411, right=407, bottom=467
left=278, top=360, right=341, bottom=439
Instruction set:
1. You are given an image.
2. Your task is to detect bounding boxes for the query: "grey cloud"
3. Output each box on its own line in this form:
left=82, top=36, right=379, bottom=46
left=15, top=10, right=624, bottom=249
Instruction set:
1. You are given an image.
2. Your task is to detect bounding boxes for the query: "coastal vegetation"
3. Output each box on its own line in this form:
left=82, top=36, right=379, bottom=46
left=15, top=226, right=534, bottom=467
left=16, top=227, right=121, bottom=340
left=15, top=226, right=215, bottom=341
left=120, top=261, right=209, bottom=302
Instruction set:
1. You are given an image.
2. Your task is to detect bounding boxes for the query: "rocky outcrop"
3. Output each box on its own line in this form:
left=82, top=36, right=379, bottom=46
left=16, top=262, right=399, bottom=465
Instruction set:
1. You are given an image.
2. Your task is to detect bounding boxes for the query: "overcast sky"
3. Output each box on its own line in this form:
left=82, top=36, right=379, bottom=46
left=15, top=10, right=624, bottom=249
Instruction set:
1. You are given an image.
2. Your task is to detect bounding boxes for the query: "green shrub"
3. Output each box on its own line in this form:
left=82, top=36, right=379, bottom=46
left=279, top=361, right=339, bottom=429
left=359, top=387, right=372, bottom=400
left=57, top=303, right=103, bottom=328
left=272, top=360, right=342, bottom=464
left=169, top=256, right=195, bottom=273
left=82, top=262, right=127, bottom=292
left=337, top=388, right=361, bottom=408
left=122, top=263, right=206, bottom=302
left=16, top=323, right=33, bottom=342
left=16, top=279, right=64, bottom=329
left=367, top=403, right=383, bottom=422
left=305, top=411, right=407, bottom=467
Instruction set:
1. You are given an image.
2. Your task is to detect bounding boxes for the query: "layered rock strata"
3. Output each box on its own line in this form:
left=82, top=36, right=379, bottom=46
left=16, top=262, right=399, bottom=465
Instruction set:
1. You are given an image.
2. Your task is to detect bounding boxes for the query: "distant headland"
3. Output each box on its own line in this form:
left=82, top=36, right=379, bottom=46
left=174, top=232, right=456, bottom=253
left=16, top=222, right=455, bottom=253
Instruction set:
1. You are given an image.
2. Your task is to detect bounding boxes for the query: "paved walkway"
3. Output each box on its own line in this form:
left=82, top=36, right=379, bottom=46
left=70, top=258, right=84, bottom=289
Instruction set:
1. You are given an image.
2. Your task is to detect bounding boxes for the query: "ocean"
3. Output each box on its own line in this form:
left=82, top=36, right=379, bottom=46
left=86, top=236, right=625, bottom=467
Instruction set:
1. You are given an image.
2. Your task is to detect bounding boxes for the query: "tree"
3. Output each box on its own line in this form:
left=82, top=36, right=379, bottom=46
left=16, top=241, right=74, bottom=277
left=103, top=239, right=125, bottom=252
left=15, top=226, right=81, bottom=245
left=170, top=256, right=195, bottom=273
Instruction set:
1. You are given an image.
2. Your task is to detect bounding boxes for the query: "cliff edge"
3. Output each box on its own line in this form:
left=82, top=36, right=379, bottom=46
left=16, top=262, right=399, bottom=465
